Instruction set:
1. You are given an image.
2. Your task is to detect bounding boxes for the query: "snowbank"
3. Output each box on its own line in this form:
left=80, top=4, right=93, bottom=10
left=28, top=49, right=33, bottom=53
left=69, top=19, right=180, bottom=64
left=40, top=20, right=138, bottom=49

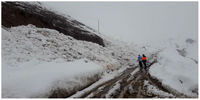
left=2, top=59, right=103, bottom=98
left=149, top=37, right=198, bottom=97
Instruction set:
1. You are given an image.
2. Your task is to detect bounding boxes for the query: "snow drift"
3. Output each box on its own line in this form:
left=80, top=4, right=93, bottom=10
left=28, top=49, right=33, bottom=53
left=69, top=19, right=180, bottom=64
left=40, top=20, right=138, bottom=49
left=2, top=59, right=103, bottom=98
left=149, top=36, right=198, bottom=97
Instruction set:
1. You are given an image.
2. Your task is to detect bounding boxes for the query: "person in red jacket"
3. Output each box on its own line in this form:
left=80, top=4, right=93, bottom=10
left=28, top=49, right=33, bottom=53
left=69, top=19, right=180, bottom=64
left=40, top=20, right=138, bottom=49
left=142, top=54, right=147, bottom=71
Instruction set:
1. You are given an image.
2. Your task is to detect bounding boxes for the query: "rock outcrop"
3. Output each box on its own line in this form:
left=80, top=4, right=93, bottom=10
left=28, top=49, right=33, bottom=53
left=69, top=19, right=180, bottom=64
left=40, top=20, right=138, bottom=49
left=2, top=2, right=105, bottom=46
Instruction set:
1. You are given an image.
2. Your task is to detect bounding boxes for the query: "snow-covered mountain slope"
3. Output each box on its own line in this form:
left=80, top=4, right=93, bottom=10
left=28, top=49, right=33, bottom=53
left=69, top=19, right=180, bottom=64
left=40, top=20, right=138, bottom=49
left=2, top=2, right=104, bottom=46
left=2, top=25, right=113, bottom=67
left=148, top=36, right=198, bottom=97
left=2, top=25, right=138, bottom=98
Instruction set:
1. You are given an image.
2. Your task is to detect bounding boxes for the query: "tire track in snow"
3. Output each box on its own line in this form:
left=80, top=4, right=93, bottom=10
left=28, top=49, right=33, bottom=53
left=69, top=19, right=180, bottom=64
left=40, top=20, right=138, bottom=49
left=74, top=66, right=138, bottom=98
left=69, top=58, right=192, bottom=98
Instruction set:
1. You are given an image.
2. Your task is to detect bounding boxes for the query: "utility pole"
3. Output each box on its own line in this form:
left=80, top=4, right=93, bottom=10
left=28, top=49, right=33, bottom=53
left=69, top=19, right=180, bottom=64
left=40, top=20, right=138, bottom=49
left=98, top=19, right=100, bottom=34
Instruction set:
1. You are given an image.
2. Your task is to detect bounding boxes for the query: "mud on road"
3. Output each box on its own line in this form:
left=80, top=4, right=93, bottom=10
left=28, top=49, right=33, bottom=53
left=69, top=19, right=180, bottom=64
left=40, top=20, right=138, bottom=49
left=69, top=60, right=193, bottom=98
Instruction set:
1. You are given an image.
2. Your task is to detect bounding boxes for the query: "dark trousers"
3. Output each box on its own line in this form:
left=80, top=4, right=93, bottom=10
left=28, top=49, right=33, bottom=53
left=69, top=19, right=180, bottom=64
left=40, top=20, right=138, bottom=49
left=139, top=61, right=143, bottom=71
left=139, top=61, right=143, bottom=68
left=142, top=60, right=147, bottom=70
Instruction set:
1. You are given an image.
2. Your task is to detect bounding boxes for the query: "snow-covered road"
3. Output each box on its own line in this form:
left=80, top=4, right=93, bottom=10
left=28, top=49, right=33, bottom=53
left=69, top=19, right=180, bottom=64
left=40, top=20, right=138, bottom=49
left=67, top=60, right=193, bottom=98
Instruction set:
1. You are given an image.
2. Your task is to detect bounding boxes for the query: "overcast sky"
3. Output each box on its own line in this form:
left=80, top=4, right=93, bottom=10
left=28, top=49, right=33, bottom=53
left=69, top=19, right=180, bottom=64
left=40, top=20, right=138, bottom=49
left=43, top=2, right=198, bottom=44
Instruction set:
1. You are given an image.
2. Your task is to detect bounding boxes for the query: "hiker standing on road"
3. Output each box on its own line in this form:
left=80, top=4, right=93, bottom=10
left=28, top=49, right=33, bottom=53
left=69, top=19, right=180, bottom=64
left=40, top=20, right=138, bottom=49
left=142, top=54, right=147, bottom=71
left=137, top=55, right=143, bottom=70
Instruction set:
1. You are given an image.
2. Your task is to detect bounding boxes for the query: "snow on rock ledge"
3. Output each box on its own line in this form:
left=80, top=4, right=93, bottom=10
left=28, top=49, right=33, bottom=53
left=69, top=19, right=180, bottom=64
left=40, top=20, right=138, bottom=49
left=2, top=2, right=105, bottom=46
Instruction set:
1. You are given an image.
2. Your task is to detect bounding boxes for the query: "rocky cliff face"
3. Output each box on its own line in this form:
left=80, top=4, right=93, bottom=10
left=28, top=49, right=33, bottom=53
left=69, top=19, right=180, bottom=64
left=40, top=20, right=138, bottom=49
left=2, top=2, right=105, bottom=46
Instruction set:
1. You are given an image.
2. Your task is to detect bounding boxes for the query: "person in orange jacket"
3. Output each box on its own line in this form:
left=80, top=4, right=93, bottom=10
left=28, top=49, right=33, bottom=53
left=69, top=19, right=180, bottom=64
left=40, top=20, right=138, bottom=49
left=142, top=54, right=147, bottom=71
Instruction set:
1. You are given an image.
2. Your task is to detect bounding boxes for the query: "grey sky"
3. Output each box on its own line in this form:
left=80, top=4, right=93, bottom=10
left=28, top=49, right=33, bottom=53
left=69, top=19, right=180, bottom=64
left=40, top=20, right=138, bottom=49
left=43, top=2, right=198, bottom=44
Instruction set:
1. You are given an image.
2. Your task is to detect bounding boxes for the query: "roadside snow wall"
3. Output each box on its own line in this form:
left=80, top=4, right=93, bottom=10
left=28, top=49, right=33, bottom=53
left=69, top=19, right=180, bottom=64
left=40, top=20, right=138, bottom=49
left=149, top=37, right=198, bottom=97
left=2, top=59, right=103, bottom=98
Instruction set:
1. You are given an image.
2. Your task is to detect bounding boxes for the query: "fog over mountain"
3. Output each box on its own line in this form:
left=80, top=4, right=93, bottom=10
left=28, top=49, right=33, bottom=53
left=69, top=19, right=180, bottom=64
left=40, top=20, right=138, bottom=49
left=43, top=2, right=198, bottom=45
